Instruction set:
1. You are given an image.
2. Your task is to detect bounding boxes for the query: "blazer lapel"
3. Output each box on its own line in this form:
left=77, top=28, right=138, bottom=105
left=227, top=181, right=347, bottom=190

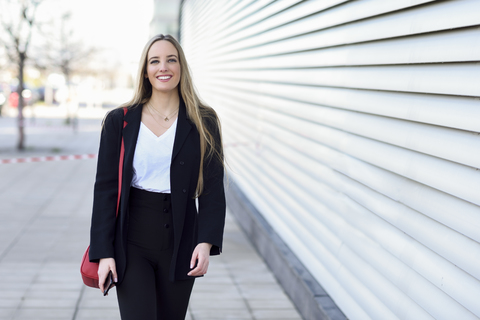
left=172, top=98, right=192, bottom=161
left=122, top=104, right=143, bottom=189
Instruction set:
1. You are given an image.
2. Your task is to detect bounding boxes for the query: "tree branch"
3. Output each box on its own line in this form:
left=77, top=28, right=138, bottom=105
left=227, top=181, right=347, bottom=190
left=23, top=0, right=41, bottom=55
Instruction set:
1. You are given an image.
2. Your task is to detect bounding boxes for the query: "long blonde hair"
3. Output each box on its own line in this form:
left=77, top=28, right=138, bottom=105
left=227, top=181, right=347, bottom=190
left=122, top=34, right=224, bottom=197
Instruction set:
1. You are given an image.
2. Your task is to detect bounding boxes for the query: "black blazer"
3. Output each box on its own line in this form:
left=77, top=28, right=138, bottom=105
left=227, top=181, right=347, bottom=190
left=89, top=99, right=226, bottom=282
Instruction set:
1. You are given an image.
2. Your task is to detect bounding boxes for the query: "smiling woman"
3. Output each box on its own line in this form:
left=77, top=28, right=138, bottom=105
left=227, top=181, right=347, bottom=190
left=88, top=34, right=226, bottom=320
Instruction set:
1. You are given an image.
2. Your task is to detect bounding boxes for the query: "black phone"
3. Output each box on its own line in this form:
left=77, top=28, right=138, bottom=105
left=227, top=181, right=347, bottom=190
left=103, top=271, right=115, bottom=296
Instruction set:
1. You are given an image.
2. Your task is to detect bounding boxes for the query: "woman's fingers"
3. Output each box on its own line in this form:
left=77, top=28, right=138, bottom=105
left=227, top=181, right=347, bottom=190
left=189, top=248, right=198, bottom=271
left=98, top=258, right=116, bottom=293
left=111, top=264, right=118, bottom=283
left=187, top=251, right=202, bottom=276
left=188, top=258, right=207, bottom=276
left=98, top=269, right=107, bottom=293
left=188, top=244, right=210, bottom=276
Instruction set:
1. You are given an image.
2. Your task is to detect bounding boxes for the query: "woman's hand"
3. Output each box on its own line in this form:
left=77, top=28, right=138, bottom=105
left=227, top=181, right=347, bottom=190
left=188, top=243, right=212, bottom=276
left=98, top=258, right=117, bottom=294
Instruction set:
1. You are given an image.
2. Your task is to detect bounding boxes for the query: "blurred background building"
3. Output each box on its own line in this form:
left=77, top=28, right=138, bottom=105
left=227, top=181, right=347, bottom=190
left=150, top=0, right=181, bottom=39
left=178, top=1, right=480, bottom=320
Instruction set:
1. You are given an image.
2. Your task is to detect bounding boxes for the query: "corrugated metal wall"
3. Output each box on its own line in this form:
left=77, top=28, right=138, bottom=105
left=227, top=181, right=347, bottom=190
left=179, top=1, right=480, bottom=319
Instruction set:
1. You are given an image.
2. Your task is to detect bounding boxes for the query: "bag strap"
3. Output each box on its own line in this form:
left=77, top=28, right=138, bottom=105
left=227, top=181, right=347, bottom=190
left=116, top=107, right=128, bottom=217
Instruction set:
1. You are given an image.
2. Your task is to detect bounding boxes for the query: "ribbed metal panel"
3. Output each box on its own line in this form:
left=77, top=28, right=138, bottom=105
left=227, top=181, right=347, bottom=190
left=180, top=1, right=480, bottom=319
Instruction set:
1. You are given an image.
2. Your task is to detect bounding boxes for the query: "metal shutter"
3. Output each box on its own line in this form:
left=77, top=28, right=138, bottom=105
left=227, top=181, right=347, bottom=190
left=179, top=1, right=480, bottom=319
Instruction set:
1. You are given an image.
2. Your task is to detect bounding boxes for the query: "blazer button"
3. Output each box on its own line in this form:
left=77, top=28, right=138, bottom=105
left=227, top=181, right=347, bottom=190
left=180, top=161, right=184, bottom=165
left=163, top=208, right=169, bottom=213
left=182, top=189, right=187, bottom=193
left=164, top=224, right=170, bottom=229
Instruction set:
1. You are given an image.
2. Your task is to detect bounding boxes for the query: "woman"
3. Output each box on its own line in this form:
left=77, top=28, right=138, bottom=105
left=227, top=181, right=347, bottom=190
left=88, top=34, right=226, bottom=320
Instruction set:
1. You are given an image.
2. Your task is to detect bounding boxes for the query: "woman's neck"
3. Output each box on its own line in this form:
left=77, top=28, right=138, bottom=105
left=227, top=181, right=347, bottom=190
left=148, top=91, right=180, bottom=114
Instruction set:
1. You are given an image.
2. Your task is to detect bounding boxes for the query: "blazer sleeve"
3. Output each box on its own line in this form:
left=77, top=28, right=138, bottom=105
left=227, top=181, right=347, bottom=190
left=89, top=108, right=123, bottom=262
left=197, top=115, right=226, bottom=255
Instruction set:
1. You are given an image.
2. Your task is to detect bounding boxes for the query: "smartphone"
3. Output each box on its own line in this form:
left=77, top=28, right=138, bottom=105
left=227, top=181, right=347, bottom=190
left=103, top=271, right=115, bottom=296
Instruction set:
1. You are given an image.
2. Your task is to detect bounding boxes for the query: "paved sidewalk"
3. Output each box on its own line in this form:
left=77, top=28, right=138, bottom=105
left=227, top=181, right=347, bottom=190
left=0, top=113, right=302, bottom=320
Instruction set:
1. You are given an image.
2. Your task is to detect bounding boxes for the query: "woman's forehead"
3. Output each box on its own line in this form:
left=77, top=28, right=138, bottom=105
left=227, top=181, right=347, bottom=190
left=148, top=40, right=178, bottom=57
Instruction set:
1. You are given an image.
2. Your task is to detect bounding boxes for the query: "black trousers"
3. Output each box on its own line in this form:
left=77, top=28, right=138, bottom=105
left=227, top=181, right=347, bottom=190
left=117, top=187, right=195, bottom=320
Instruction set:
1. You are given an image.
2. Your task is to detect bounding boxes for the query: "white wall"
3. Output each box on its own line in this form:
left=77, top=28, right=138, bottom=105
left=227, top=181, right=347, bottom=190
left=180, top=1, right=480, bottom=319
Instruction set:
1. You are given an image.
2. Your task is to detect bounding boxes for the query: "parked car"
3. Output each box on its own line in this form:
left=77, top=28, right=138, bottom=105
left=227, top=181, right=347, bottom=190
left=8, top=86, right=40, bottom=108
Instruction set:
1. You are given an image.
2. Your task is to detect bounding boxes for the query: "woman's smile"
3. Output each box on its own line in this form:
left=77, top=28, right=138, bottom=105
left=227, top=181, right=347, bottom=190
left=157, top=75, right=173, bottom=82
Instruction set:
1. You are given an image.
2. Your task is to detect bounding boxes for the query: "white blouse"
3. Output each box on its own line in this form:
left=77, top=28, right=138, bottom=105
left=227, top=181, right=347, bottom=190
left=131, top=119, right=177, bottom=193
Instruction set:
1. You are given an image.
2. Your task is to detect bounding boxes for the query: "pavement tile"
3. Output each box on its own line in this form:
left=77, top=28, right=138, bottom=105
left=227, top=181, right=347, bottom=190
left=0, top=299, right=21, bottom=308
left=20, top=298, right=78, bottom=308
left=189, top=297, right=247, bottom=309
left=191, top=283, right=239, bottom=293
left=27, top=283, right=83, bottom=291
left=0, top=264, right=40, bottom=273
left=194, top=275, right=232, bottom=284
left=0, top=308, right=15, bottom=320
left=12, top=308, right=75, bottom=319
left=252, top=309, right=303, bottom=319
left=0, top=275, right=35, bottom=284
left=0, top=291, right=25, bottom=299
left=23, top=289, right=79, bottom=299
left=78, top=289, right=119, bottom=309
left=78, top=298, right=120, bottom=310
left=190, top=291, right=244, bottom=301
left=238, top=283, right=286, bottom=291
left=0, top=283, right=31, bottom=290
left=69, top=308, right=120, bottom=320
left=190, top=308, right=252, bottom=319
left=241, top=289, right=289, bottom=301
left=231, top=272, right=277, bottom=284
left=248, top=298, right=296, bottom=309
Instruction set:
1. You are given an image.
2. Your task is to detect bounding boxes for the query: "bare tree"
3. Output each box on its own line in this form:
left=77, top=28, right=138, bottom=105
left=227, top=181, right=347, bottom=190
left=56, top=12, right=96, bottom=124
left=0, top=0, right=43, bottom=150
left=35, top=11, right=98, bottom=125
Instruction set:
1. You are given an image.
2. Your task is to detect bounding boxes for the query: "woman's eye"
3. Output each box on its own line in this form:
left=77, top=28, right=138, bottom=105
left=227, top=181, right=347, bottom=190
left=168, top=59, right=177, bottom=63
left=150, top=60, right=159, bottom=64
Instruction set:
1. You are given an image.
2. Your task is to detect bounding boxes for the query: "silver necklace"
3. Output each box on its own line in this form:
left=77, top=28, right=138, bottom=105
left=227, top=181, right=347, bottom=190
left=148, top=102, right=179, bottom=122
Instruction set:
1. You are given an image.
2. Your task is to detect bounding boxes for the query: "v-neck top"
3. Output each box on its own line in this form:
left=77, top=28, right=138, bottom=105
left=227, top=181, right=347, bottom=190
left=131, top=118, right=177, bottom=193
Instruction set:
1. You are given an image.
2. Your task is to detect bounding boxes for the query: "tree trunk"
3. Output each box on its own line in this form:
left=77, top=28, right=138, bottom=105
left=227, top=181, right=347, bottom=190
left=65, top=70, right=71, bottom=125
left=17, top=53, right=25, bottom=150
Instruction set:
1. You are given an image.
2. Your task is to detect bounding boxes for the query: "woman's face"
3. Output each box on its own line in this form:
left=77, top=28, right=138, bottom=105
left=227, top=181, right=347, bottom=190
left=146, top=40, right=181, bottom=94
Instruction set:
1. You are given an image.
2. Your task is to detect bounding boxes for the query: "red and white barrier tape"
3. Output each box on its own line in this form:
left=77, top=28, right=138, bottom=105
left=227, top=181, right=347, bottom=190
left=0, top=154, right=97, bottom=164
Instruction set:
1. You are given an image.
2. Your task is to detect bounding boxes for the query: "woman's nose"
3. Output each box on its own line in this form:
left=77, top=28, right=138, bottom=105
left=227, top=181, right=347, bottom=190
left=159, top=62, right=168, bottom=72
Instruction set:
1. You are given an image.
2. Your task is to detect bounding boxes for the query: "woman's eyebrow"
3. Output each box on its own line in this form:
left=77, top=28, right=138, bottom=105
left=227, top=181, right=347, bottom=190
left=148, top=54, right=178, bottom=61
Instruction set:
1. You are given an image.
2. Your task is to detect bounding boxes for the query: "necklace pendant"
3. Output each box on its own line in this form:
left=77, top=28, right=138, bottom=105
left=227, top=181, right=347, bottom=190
left=165, top=117, right=169, bottom=122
